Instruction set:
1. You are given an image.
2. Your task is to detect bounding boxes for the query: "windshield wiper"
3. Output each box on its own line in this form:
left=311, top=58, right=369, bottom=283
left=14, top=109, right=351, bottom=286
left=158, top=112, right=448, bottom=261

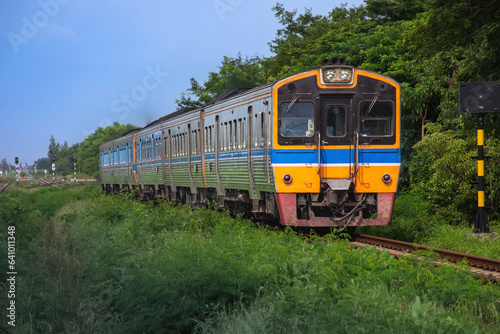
left=361, top=94, right=379, bottom=122
left=283, top=96, right=299, bottom=116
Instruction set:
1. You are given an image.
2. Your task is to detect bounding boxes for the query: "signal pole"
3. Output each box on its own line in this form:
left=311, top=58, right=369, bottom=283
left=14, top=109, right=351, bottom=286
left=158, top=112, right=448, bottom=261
left=474, top=116, right=490, bottom=233
left=74, top=157, right=77, bottom=182
left=459, top=81, right=499, bottom=236
left=49, top=151, right=55, bottom=183
left=15, top=157, right=19, bottom=183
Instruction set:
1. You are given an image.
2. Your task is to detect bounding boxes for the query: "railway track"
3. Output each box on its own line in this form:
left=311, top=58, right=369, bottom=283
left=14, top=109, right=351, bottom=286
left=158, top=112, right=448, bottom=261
left=351, top=233, right=500, bottom=281
left=0, top=177, right=14, bottom=193
left=32, top=176, right=53, bottom=187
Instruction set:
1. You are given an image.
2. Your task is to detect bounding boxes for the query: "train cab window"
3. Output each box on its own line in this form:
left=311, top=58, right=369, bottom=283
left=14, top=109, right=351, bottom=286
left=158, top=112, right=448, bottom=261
left=359, top=101, right=394, bottom=137
left=326, top=105, right=346, bottom=137
left=279, top=102, right=314, bottom=138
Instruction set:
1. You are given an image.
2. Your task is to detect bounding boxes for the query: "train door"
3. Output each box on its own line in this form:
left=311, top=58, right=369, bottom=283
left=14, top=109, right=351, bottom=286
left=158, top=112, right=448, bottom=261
left=319, top=96, right=357, bottom=190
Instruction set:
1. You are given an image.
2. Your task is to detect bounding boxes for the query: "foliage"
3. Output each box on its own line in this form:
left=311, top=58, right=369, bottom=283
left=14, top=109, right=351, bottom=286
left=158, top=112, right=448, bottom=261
left=175, top=54, right=267, bottom=108
left=75, top=122, right=137, bottom=177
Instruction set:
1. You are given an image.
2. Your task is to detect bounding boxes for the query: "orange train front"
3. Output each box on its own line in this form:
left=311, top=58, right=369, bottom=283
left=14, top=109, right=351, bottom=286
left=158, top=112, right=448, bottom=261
left=271, top=58, right=400, bottom=228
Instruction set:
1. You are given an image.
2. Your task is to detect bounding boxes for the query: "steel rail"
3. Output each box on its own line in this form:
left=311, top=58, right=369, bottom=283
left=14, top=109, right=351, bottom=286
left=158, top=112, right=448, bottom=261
left=351, top=233, right=500, bottom=280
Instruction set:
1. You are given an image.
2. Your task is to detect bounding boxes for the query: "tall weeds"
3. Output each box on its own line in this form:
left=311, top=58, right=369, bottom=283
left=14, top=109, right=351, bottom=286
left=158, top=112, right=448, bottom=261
left=1, top=185, right=499, bottom=333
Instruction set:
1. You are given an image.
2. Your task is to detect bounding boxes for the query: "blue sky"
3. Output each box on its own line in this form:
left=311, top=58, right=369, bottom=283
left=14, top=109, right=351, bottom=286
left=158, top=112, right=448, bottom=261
left=0, top=0, right=364, bottom=167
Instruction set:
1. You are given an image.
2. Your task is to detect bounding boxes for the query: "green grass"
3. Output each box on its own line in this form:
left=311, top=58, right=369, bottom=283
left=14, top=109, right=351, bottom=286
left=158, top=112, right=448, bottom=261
left=1, top=186, right=499, bottom=333
left=359, top=193, right=500, bottom=260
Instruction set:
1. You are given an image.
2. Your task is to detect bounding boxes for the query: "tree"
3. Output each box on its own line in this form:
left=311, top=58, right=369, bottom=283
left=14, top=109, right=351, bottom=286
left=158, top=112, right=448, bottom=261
left=78, top=122, right=137, bottom=177
left=0, top=158, right=8, bottom=173
left=175, top=54, right=266, bottom=108
left=36, top=157, right=49, bottom=171
left=48, top=134, right=60, bottom=163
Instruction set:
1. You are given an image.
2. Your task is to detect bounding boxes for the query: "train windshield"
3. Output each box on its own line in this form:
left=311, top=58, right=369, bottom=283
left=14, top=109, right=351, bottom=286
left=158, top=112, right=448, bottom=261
left=359, top=101, right=394, bottom=136
left=325, top=105, right=346, bottom=137
left=279, top=102, right=314, bottom=137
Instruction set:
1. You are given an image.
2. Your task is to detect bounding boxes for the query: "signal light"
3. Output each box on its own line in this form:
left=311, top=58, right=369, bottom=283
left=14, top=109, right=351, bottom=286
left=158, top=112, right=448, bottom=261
left=282, top=174, right=292, bottom=184
left=15, top=157, right=18, bottom=164
left=382, top=173, right=392, bottom=183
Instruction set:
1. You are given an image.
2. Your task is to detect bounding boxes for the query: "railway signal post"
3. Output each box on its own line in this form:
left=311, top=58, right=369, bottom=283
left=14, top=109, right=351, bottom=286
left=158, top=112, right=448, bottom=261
left=52, top=163, right=55, bottom=183
left=474, top=116, right=489, bottom=233
left=49, top=151, right=56, bottom=183
left=14, top=157, right=19, bottom=183
left=459, top=81, right=500, bottom=234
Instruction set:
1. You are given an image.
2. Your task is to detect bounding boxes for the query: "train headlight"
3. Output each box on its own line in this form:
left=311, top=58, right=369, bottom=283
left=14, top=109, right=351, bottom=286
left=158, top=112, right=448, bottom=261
left=321, top=67, right=353, bottom=84
left=339, top=69, right=351, bottom=81
left=382, top=173, right=392, bottom=183
left=282, top=174, right=293, bottom=184
left=324, top=69, right=336, bottom=82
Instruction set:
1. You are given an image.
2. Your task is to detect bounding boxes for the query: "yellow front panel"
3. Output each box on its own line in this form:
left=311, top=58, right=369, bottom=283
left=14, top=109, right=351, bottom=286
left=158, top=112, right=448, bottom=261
left=355, top=165, right=399, bottom=193
left=274, top=166, right=321, bottom=193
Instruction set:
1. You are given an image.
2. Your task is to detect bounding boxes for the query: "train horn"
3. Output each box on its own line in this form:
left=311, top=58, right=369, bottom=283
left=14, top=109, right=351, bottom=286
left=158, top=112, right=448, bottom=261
left=330, top=57, right=339, bottom=65
left=321, top=57, right=348, bottom=66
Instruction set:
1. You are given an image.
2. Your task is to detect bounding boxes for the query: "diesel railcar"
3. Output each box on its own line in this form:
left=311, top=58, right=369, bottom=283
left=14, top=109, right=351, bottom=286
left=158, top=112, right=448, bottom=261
left=100, top=58, right=401, bottom=228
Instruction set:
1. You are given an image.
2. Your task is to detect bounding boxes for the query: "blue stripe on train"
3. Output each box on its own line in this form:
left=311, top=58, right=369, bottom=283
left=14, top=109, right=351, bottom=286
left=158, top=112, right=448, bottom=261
left=271, top=148, right=400, bottom=164
left=102, top=148, right=400, bottom=169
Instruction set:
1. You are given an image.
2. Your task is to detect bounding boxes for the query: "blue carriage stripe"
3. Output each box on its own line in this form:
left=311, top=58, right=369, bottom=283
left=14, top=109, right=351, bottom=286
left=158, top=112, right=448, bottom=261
left=102, top=148, right=400, bottom=168
left=271, top=148, right=400, bottom=164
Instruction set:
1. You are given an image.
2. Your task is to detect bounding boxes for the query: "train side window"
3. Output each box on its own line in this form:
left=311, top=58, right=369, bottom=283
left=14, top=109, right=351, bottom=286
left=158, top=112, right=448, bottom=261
left=268, top=110, right=272, bottom=147
left=149, top=139, right=151, bottom=160
left=237, top=119, right=242, bottom=149
left=179, top=135, right=182, bottom=156
left=191, top=130, right=195, bottom=154
left=194, top=130, right=198, bottom=154
left=182, top=134, right=185, bottom=156
left=254, top=114, right=259, bottom=147
left=154, top=137, right=157, bottom=159
left=260, top=112, right=265, bottom=147
left=223, top=122, right=227, bottom=151
left=326, top=105, right=346, bottom=137
left=197, top=128, right=201, bottom=154
left=279, top=102, right=314, bottom=138
left=157, top=137, right=160, bottom=159
left=242, top=118, right=246, bottom=148
left=233, top=120, right=236, bottom=150
left=204, top=127, right=208, bottom=153
left=183, top=133, right=187, bottom=156
left=211, top=126, right=214, bottom=152
left=148, top=139, right=151, bottom=160
left=178, top=135, right=181, bottom=157
left=359, top=101, right=394, bottom=136
left=172, top=136, right=176, bottom=157
left=229, top=121, right=233, bottom=150
left=208, top=126, right=211, bottom=152
left=226, top=122, right=230, bottom=151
